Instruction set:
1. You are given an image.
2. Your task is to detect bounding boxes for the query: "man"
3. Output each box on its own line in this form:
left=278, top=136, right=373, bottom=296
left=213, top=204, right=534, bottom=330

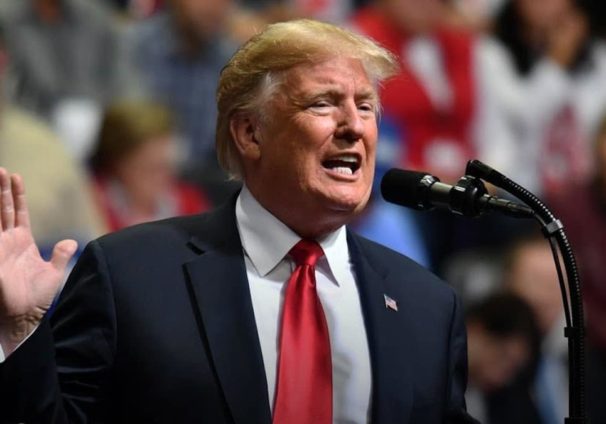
left=0, top=20, right=475, bottom=423
left=129, top=0, right=239, bottom=203
left=504, top=236, right=568, bottom=424
left=465, top=292, right=539, bottom=424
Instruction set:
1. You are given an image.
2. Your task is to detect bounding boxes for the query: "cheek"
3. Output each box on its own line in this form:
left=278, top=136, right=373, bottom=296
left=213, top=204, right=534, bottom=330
left=364, top=127, right=378, bottom=169
left=269, top=123, right=331, bottom=168
left=117, top=154, right=173, bottom=193
left=114, top=158, right=138, bottom=185
left=258, top=138, right=307, bottom=190
left=366, top=134, right=378, bottom=160
left=297, top=116, right=338, bottom=145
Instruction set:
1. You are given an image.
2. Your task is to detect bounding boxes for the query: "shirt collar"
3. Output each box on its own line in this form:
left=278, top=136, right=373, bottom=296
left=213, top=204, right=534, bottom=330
left=235, top=186, right=351, bottom=286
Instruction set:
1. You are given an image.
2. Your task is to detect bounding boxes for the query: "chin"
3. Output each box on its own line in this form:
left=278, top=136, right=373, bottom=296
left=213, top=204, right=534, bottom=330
left=323, top=189, right=371, bottom=215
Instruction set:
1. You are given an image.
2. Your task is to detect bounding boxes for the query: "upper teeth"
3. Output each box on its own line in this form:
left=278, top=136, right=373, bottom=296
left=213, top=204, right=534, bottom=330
left=335, top=155, right=358, bottom=163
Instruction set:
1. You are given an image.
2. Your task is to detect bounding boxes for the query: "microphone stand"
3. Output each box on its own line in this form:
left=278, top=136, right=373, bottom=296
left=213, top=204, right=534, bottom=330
left=464, top=160, right=586, bottom=424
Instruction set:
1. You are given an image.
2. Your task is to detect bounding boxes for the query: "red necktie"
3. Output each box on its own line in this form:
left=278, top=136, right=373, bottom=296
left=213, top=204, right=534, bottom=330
left=273, top=240, right=332, bottom=424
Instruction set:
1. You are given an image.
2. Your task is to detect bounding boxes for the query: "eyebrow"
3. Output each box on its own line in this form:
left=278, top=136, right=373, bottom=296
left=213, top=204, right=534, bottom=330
left=356, top=89, right=379, bottom=103
left=297, top=88, right=379, bottom=104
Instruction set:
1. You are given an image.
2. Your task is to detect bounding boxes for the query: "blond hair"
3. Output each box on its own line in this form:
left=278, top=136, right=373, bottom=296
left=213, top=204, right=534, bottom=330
left=216, top=19, right=398, bottom=179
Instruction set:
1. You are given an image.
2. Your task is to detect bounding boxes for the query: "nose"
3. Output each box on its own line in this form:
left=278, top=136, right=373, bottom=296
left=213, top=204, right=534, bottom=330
left=335, top=101, right=365, bottom=143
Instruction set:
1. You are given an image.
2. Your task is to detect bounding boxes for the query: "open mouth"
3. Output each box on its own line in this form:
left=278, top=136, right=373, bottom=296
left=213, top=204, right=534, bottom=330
left=322, top=154, right=361, bottom=176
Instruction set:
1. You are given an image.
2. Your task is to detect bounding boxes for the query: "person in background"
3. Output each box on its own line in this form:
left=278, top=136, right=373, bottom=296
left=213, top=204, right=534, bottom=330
left=548, top=113, right=606, bottom=424
left=128, top=0, right=239, bottom=204
left=503, top=234, right=567, bottom=424
left=89, top=100, right=210, bottom=232
left=351, top=0, right=529, bottom=272
left=0, top=0, right=134, bottom=119
left=465, top=292, right=539, bottom=424
left=486, top=0, right=606, bottom=197
left=106, top=0, right=164, bottom=20
left=285, top=0, right=354, bottom=23
left=352, top=0, right=478, bottom=183
left=447, top=0, right=507, bottom=32
left=0, top=21, right=105, bottom=255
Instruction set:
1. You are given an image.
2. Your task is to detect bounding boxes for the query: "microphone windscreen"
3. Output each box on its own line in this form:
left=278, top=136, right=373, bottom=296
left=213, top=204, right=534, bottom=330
left=380, top=169, right=430, bottom=210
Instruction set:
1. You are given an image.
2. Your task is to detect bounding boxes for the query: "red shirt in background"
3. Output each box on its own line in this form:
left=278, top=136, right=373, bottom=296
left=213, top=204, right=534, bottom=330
left=352, top=7, right=476, bottom=180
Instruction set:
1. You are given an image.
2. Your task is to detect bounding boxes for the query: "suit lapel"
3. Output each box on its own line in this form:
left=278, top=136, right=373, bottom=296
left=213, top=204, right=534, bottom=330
left=184, top=201, right=271, bottom=424
left=348, top=232, right=413, bottom=424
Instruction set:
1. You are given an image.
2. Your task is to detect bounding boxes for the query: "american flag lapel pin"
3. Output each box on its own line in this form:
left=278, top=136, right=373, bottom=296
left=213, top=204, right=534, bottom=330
left=384, top=294, right=398, bottom=312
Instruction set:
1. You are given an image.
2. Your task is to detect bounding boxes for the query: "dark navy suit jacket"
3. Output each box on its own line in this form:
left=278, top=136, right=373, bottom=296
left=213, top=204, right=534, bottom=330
left=0, top=198, right=477, bottom=423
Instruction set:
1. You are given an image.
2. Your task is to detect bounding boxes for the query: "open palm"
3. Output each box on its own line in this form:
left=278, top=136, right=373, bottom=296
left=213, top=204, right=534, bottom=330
left=0, top=168, right=77, bottom=355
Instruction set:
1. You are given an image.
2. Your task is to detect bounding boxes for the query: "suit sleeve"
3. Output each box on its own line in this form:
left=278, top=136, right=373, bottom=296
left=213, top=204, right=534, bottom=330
left=445, top=292, right=481, bottom=424
left=0, top=240, right=117, bottom=423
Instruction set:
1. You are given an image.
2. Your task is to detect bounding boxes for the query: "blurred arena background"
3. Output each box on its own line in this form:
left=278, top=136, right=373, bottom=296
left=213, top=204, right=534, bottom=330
left=1, top=0, right=606, bottom=422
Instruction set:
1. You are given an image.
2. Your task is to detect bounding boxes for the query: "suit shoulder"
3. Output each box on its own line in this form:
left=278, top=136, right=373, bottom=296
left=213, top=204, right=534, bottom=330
left=92, top=198, right=239, bottom=255
left=94, top=213, right=211, bottom=252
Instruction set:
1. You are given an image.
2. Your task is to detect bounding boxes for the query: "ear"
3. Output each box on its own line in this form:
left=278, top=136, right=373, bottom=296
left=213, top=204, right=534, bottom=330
left=229, top=112, right=262, bottom=162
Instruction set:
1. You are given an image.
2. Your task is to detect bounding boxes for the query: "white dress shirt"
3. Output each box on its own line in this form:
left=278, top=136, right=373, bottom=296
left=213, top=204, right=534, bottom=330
left=236, top=186, right=372, bottom=423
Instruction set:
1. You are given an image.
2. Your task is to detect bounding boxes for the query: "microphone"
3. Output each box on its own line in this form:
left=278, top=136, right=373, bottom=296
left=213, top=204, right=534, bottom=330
left=380, top=169, right=534, bottom=219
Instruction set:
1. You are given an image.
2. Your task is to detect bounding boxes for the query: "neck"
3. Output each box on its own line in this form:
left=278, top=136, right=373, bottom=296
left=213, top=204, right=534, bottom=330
left=245, top=184, right=349, bottom=240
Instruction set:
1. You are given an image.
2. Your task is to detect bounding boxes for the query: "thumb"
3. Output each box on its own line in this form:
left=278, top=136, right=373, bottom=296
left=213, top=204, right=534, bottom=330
left=50, top=239, right=78, bottom=273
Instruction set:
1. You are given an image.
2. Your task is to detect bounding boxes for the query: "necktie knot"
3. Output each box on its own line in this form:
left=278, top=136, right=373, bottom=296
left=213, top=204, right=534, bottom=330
left=289, top=239, right=324, bottom=267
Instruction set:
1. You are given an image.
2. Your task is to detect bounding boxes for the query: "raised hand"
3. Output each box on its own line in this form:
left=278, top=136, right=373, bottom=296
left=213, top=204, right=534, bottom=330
left=0, top=168, right=78, bottom=356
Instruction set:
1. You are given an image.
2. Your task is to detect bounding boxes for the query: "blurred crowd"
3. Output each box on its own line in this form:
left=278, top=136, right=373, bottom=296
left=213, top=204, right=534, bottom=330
left=1, top=0, right=606, bottom=422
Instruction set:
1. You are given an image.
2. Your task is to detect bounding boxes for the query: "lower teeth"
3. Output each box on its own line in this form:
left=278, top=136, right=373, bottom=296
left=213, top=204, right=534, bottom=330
left=333, top=167, right=353, bottom=175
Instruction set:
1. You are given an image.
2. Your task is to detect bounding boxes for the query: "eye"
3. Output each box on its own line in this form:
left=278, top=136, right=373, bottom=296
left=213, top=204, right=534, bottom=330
left=307, top=100, right=333, bottom=114
left=309, top=100, right=331, bottom=109
left=358, top=102, right=376, bottom=113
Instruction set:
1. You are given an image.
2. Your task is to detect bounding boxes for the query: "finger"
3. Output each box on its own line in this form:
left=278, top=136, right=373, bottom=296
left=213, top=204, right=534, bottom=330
left=50, top=239, right=78, bottom=274
left=11, top=174, right=30, bottom=228
left=0, top=168, right=15, bottom=231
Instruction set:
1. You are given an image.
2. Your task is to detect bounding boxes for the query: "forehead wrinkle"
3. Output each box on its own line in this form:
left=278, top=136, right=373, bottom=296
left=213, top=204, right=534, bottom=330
left=275, top=58, right=378, bottom=106
left=286, top=81, right=378, bottom=103
left=356, top=89, right=379, bottom=104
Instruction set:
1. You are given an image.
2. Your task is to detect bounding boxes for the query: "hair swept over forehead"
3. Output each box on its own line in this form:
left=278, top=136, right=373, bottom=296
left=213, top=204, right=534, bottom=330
left=216, top=19, right=398, bottom=179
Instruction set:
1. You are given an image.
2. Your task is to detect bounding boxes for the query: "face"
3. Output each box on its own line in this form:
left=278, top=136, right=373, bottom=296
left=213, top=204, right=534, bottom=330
left=114, top=135, right=176, bottom=209
left=514, top=0, right=570, bottom=32
left=242, top=57, right=378, bottom=238
left=507, top=243, right=562, bottom=334
left=382, top=0, right=444, bottom=34
left=171, top=0, right=231, bottom=41
left=468, top=324, right=530, bottom=392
